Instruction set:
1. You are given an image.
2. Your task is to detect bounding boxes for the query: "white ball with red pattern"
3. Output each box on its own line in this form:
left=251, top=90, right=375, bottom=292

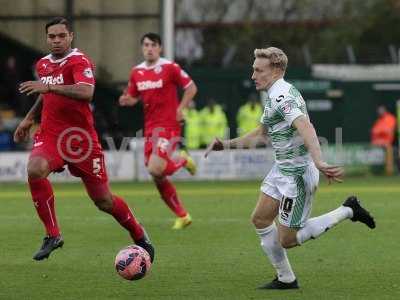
left=115, top=245, right=152, bottom=280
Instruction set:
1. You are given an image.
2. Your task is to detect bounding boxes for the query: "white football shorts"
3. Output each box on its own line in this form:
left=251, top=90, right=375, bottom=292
left=260, top=163, right=319, bottom=228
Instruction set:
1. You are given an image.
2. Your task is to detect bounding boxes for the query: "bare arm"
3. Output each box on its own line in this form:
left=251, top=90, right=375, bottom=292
left=204, top=124, right=267, bottom=157
left=292, top=116, right=323, bottom=167
left=19, top=81, right=94, bottom=102
left=177, top=82, right=198, bottom=121
left=48, top=83, right=94, bottom=101
left=226, top=124, right=267, bottom=149
left=14, top=95, right=42, bottom=143
left=119, top=91, right=140, bottom=107
left=25, top=94, right=43, bottom=121
left=293, top=115, right=344, bottom=183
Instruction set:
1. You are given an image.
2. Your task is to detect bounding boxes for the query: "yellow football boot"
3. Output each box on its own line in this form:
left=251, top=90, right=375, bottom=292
left=180, top=150, right=197, bottom=176
left=172, top=214, right=192, bottom=230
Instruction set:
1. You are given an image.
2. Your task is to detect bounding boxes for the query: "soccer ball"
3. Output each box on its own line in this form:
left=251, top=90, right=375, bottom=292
left=115, top=245, right=152, bottom=281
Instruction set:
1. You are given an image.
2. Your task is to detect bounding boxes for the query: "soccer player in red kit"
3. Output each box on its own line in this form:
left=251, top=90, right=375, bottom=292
left=15, top=17, right=154, bottom=261
left=119, top=33, right=197, bottom=229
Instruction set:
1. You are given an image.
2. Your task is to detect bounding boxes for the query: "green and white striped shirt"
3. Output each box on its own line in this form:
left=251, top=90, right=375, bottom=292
left=260, top=78, right=311, bottom=176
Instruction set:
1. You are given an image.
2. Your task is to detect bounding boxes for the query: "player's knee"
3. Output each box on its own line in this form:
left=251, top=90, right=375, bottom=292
left=251, top=212, right=273, bottom=229
left=94, top=197, right=113, bottom=213
left=279, top=234, right=297, bottom=249
left=27, top=158, right=50, bottom=179
left=147, top=164, right=164, bottom=178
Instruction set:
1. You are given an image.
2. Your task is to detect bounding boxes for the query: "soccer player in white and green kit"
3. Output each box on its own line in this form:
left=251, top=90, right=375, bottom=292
left=205, top=47, right=375, bottom=289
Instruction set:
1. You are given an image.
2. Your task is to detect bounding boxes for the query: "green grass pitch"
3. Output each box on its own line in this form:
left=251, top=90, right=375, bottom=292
left=0, top=177, right=399, bottom=300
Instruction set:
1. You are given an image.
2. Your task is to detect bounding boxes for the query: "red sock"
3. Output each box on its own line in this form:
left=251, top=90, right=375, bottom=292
left=111, top=195, right=144, bottom=242
left=163, top=157, right=187, bottom=176
left=28, top=178, right=60, bottom=237
left=155, top=179, right=187, bottom=217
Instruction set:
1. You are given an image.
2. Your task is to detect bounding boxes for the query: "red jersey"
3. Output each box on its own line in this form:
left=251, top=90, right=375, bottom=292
left=36, top=48, right=97, bottom=141
left=127, top=58, right=193, bottom=136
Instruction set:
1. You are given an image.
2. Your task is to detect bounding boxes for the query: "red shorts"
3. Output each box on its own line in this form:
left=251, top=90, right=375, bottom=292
left=30, top=131, right=109, bottom=190
left=144, top=128, right=181, bottom=165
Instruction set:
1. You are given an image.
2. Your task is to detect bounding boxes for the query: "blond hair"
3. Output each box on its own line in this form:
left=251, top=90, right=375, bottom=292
left=254, top=47, right=288, bottom=72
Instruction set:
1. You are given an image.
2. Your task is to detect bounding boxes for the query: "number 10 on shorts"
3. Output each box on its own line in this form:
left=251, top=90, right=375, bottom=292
left=280, top=197, right=294, bottom=222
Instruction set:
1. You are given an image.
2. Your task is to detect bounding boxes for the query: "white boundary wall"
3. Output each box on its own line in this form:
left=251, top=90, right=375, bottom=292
left=136, top=149, right=276, bottom=181
left=0, top=145, right=384, bottom=182
left=0, top=151, right=134, bottom=182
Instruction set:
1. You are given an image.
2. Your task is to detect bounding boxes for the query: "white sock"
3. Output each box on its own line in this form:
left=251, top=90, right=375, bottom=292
left=296, top=206, right=353, bottom=245
left=256, top=223, right=296, bottom=283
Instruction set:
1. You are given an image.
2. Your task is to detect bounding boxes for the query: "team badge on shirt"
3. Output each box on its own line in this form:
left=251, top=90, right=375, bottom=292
left=282, top=101, right=292, bottom=114
left=83, top=68, right=93, bottom=78
left=154, top=65, right=162, bottom=74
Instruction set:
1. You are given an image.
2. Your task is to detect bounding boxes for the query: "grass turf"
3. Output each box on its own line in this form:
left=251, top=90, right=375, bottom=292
left=0, top=177, right=399, bottom=299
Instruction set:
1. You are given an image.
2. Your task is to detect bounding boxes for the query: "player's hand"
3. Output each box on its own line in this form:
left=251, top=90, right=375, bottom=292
left=119, top=94, right=136, bottom=106
left=315, top=161, right=344, bottom=184
left=176, top=107, right=184, bottom=122
left=19, top=81, right=49, bottom=96
left=13, top=118, right=34, bottom=143
left=204, top=138, right=225, bottom=158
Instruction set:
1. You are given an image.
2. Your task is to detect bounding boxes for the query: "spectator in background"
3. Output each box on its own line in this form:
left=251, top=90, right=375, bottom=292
left=371, top=105, right=396, bottom=147
left=0, top=56, right=20, bottom=113
left=237, top=93, right=263, bottom=136
left=371, top=105, right=397, bottom=175
left=199, top=98, right=228, bottom=147
left=183, top=99, right=201, bottom=149
left=0, top=115, right=15, bottom=151
left=0, top=55, right=33, bottom=116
